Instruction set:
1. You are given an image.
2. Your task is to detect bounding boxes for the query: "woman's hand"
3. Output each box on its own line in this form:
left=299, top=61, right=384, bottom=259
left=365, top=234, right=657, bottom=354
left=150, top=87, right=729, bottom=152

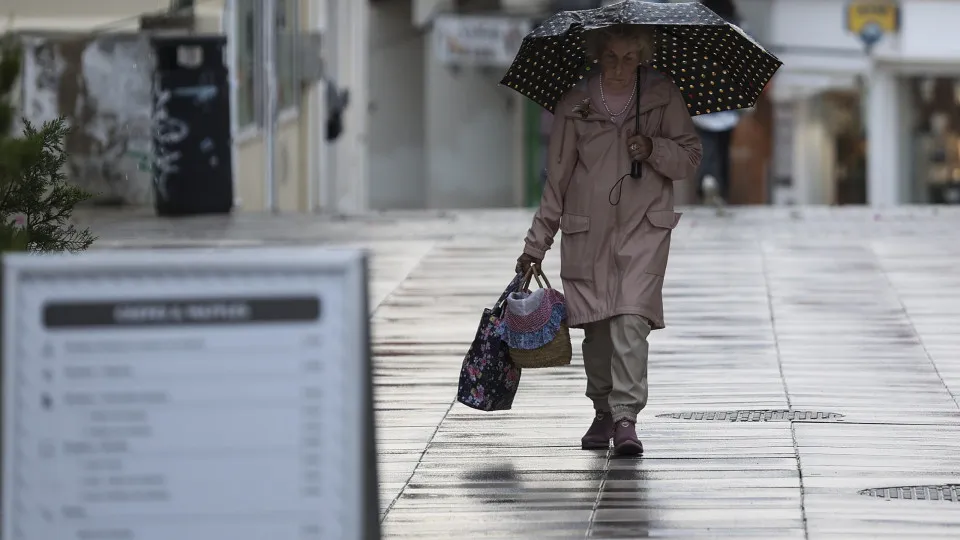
left=627, top=135, right=653, bottom=161
left=515, top=253, right=542, bottom=274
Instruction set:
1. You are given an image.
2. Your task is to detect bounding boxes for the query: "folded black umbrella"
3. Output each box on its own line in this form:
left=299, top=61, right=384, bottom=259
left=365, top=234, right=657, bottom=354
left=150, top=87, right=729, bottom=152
left=500, top=0, right=782, bottom=116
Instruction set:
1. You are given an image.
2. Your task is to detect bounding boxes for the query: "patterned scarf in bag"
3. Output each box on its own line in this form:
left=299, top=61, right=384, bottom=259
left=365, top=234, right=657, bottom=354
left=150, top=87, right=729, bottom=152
left=496, top=287, right=567, bottom=350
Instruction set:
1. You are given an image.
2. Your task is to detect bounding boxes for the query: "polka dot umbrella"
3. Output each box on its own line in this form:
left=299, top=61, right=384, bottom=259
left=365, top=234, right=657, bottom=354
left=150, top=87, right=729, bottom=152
left=500, top=0, right=783, bottom=116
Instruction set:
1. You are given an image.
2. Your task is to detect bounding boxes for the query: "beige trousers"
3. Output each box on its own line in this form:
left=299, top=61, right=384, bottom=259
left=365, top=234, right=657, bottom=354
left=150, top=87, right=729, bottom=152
left=581, top=315, right=651, bottom=422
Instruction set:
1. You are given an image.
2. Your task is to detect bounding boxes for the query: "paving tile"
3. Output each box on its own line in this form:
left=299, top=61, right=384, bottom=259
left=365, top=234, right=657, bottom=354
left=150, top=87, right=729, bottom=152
left=83, top=207, right=960, bottom=538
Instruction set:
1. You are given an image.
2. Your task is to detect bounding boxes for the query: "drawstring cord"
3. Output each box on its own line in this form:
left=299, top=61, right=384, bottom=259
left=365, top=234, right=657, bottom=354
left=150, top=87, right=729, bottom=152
left=609, top=173, right=631, bottom=206
left=610, top=69, right=645, bottom=206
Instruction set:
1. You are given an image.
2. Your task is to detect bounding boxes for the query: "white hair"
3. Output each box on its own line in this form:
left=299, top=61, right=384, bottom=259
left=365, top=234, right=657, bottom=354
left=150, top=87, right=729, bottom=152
left=585, top=24, right=657, bottom=63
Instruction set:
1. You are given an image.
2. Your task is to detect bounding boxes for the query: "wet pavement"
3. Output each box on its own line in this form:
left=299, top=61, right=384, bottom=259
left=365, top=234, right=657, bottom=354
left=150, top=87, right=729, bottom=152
left=81, top=206, right=960, bottom=539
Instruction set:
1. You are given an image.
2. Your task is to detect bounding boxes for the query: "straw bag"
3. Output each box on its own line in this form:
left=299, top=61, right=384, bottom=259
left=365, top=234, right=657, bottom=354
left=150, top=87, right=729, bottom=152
left=496, top=266, right=572, bottom=369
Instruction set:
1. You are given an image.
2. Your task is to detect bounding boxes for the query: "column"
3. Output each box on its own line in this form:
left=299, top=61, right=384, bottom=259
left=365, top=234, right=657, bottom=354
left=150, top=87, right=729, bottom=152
left=791, top=96, right=822, bottom=205
left=223, top=0, right=243, bottom=209
left=305, top=0, right=328, bottom=212
left=512, top=89, right=526, bottom=207
left=262, top=0, right=278, bottom=212
left=332, top=0, right=370, bottom=213
left=866, top=66, right=901, bottom=207
left=770, top=99, right=797, bottom=205
left=792, top=92, right=844, bottom=206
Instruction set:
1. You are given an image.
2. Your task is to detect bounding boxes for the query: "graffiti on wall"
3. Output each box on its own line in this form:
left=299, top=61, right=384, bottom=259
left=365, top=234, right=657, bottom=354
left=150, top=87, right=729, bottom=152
left=21, top=34, right=155, bottom=206
left=151, top=78, right=187, bottom=201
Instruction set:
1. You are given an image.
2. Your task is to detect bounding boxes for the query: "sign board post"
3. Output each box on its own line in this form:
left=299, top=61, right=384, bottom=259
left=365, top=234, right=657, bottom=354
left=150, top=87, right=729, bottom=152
left=1, top=248, right=380, bottom=540
left=845, top=0, right=900, bottom=53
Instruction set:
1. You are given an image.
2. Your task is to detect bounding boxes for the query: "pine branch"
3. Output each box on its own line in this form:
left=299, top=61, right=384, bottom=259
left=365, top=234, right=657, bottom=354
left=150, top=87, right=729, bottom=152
left=3, top=118, right=97, bottom=252
left=0, top=35, right=94, bottom=253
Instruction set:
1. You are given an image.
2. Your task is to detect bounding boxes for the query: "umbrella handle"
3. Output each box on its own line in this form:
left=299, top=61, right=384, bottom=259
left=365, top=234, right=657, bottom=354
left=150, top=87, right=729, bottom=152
left=630, top=67, right=644, bottom=180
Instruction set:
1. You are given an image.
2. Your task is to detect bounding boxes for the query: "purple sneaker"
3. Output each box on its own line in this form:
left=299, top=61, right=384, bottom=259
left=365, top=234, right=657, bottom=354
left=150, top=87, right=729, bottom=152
left=613, top=419, right=644, bottom=456
left=581, top=411, right=614, bottom=450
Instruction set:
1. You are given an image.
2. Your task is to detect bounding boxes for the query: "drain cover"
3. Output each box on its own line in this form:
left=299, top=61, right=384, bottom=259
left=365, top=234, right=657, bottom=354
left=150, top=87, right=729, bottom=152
left=656, top=410, right=843, bottom=422
left=860, top=485, right=960, bottom=502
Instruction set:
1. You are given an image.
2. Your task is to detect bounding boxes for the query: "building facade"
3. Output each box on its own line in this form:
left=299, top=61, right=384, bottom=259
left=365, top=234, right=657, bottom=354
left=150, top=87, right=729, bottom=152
left=365, top=0, right=536, bottom=210
left=396, top=0, right=776, bottom=208
left=3, top=0, right=370, bottom=213
left=767, top=0, right=960, bottom=206
left=18, top=0, right=953, bottom=211
left=412, top=0, right=960, bottom=208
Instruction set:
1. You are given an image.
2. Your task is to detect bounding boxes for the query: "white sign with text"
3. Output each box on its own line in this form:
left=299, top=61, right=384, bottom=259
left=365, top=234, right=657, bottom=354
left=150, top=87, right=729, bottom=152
left=2, top=248, right=379, bottom=540
left=434, top=14, right=531, bottom=67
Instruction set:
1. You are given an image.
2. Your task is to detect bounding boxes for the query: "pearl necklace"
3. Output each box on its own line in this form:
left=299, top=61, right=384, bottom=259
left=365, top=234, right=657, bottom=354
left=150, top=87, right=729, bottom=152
left=599, top=74, right=637, bottom=121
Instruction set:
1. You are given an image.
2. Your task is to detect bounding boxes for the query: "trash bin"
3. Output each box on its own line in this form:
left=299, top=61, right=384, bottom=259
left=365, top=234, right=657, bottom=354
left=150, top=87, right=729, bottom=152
left=151, top=36, right=233, bottom=216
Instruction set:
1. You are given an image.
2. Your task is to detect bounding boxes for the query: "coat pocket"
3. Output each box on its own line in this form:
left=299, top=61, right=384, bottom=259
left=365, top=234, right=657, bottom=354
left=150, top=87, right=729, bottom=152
left=644, top=210, right=682, bottom=277
left=559, top=214, right=593, bottom=281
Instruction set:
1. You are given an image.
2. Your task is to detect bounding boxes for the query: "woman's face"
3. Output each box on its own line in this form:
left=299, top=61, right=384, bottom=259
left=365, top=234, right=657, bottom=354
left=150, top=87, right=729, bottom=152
left=600, top=37, right=642, bottom=91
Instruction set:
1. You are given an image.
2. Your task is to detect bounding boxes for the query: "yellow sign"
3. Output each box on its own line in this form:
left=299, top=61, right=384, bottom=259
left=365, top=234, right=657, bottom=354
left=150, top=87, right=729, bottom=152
left=846, top=0, right=900, bottom=37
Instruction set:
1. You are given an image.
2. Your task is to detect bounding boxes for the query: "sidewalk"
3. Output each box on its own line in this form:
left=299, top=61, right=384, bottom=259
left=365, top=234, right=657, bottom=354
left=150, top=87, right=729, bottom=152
left=86, top=207, right=960, bottom=539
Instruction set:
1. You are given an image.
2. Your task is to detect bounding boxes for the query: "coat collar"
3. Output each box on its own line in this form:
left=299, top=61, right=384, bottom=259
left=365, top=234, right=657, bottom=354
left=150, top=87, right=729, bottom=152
left=561, top=67, right=673, bottom=123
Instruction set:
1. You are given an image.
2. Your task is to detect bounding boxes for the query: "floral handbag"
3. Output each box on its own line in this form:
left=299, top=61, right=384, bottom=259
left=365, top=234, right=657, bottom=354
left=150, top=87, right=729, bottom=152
left=456, top=273, right=524, bottom=411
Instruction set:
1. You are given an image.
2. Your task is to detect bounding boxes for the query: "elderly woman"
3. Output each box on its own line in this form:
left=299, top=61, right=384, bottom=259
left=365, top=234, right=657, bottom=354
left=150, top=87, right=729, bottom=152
left=516, top=24, right=701, bottom=456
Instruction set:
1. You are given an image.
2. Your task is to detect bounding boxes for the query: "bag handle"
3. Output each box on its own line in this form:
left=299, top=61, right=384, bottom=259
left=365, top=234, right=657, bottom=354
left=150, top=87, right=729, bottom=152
left=522, top=264, right=552, bottom=290
left=493, top=272, right=524, bottom=314
left=522, top=266, right=543, bottom=290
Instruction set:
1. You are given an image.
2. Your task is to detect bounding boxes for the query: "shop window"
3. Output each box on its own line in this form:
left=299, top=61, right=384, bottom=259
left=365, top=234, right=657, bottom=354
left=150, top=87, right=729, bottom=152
left=910, top=77, right=960, bottom=203
left=276, top=0, right=300, bottom=112
left=235, top=0, right=259, bottom=129
left=823, top=91, right=866, bottom=205
left=234, top=0, right=298, bottom=128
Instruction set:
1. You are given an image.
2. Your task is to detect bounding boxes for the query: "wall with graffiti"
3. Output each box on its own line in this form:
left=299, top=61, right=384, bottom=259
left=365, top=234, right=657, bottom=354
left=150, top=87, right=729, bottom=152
left=20, top=33, right=155, bottom=206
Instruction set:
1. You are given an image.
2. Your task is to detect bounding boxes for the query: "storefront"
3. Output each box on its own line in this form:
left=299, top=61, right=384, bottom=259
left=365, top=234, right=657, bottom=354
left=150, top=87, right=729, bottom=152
left=769, top=0, right=960, bottom=206
left=767, top=70, right=867, bottom=206
left=905, top=76, right=960, bottom=203
left=828, top=90, right=868, bottom=204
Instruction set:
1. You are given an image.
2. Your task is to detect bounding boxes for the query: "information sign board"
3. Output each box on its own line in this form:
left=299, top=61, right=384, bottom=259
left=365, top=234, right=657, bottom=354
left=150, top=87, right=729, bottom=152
left=1, top=248, right=379, bottom=540
left=846, top=0, right=900, bottom=50
left=434, top=14, right=531, bottom=67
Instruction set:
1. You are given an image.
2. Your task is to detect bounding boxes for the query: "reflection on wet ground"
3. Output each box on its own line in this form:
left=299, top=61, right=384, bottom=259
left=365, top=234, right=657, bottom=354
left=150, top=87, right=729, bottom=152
left=367, top=210, right=960, bottom=539
left=85, top=207, right=960, bottom=538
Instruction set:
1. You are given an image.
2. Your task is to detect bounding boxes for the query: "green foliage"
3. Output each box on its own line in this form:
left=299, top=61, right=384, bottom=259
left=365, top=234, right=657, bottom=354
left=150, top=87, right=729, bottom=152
left=0, top=35, right=95, bottom=253
left=0, top=38, right=18, bottom=134
left=0, top=225, right=28, bottom=251
left=3, top=119, right=96, bottom=252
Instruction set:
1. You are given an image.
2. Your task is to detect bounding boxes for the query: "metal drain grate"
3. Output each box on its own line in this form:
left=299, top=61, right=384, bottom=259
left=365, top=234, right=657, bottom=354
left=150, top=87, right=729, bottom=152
left=859, top=485, right=960, bottom=502
left=656, top=410, right=844, bottom=422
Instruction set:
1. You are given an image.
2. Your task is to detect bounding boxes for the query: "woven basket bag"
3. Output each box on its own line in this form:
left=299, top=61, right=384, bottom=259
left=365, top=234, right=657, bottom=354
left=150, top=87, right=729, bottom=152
left=500, top=267, right=572, bottom=369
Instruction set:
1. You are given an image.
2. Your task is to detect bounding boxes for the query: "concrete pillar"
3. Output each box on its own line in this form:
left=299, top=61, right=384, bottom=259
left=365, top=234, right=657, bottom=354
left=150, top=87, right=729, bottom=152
left=789, top=93, right=839, bottom=206
left=895, top=75, right=916, bottom=204
left=866, top=66, right=901, bottom=207
left=305, top=0, right=328, bottom=212
left=511, top=90, right=526, bottom=208
left=791, top=96, right=818, bottom=205
left=262, top=0, right=278, bottom=212
left=367, top=0, right=427, bottom=210
left=223, top=0, right=242, bottom=209
left=769, top=100, right=796, bottom=205
left=330, top=0, right=369, bottom=213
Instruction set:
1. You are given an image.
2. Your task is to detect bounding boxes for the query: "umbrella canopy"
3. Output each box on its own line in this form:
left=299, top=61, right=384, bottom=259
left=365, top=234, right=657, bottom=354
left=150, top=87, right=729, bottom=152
left=500, top=0, right=782, bottom=116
